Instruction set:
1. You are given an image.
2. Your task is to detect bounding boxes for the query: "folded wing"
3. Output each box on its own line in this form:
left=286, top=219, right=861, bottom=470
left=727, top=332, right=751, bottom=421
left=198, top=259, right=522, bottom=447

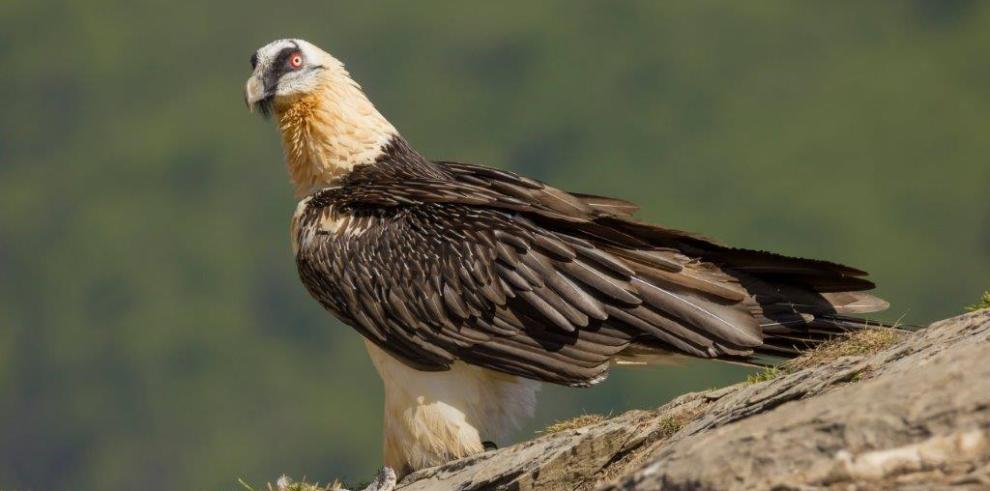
left=294, top=161, right=888, bottom=386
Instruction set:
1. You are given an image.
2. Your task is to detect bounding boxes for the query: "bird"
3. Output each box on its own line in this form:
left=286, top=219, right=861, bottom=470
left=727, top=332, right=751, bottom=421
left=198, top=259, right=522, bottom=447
left=244, top=38, right=890, bottom=478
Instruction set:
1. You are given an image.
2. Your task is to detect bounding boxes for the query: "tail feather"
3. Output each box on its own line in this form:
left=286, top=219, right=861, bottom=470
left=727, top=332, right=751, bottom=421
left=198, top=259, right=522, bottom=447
left=575, top=207, right=901, bottom=369
left=821, top=291, right=890, bottom=314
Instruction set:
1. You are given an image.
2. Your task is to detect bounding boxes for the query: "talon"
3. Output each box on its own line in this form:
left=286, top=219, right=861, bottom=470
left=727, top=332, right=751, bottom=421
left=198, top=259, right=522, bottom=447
left=482, top=440, right=498, bottom=451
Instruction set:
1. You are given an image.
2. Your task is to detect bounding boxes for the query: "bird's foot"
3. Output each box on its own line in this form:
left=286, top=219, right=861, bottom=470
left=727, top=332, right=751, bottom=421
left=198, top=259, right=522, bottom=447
left=359, top=467, right=396, bottom=491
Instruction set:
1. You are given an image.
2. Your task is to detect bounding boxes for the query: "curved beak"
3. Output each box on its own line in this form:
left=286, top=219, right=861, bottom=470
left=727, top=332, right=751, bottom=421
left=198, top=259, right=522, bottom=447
left=244, top=75, right=266, bottom=111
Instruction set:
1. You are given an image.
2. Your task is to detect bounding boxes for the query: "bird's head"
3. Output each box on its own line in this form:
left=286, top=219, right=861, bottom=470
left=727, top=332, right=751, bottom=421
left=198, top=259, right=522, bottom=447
left=244, top=39, right=338, bottom=117
left=246, top=39, right=397, bottom=196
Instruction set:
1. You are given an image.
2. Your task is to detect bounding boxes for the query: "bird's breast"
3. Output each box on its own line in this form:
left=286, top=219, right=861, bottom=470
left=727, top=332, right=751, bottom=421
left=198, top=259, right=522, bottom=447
left=291, top=197, right=375, bottom=256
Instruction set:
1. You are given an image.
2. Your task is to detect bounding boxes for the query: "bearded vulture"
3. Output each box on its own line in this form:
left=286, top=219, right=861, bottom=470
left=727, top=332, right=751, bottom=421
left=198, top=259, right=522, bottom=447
left=244, top=39, right=890, bottom=477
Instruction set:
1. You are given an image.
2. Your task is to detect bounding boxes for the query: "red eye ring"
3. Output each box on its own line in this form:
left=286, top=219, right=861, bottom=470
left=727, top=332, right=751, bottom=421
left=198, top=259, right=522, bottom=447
left=289, top=53, right=304, bottom=69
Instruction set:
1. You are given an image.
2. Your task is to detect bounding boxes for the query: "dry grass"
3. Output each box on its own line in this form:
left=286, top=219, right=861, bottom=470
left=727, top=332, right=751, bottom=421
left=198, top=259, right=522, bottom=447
left=656, top=415, right=684, bottom=438
left=744, top=328, right=906, bottom=381
left=746, top=365, right=784, bottom=384
left=966, top=292, right=990, bottom=312
left=239, top=476, right=343, bottom=491
left=788, top=328, right=905, bottom=370
left=540, top=413, right=607, bottom=434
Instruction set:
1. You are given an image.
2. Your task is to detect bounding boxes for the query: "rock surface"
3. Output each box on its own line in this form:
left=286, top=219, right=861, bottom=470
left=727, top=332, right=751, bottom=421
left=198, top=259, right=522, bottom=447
left=396, top=310, right=990, bottom=490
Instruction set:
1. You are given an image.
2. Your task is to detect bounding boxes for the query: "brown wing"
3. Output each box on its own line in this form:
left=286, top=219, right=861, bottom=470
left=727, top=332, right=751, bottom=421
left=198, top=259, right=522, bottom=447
left=293, top=160, right=887, bottom=386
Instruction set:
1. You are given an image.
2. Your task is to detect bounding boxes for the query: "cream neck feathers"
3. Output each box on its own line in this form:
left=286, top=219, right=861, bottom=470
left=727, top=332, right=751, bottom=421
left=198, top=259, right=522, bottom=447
left=274, top=64, right=397, bottom=197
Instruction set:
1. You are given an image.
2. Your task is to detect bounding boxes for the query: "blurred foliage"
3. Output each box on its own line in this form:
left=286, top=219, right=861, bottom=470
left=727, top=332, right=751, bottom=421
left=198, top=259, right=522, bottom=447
left=2, top=1, right=989, bottom=490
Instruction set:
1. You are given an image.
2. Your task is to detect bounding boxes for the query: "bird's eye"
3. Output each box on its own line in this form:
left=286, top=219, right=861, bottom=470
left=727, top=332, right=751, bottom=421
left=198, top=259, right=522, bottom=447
left=289, top=53, right=304, bottom=69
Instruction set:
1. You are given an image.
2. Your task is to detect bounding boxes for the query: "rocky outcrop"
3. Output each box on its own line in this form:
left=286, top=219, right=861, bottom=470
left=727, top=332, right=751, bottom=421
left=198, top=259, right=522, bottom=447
left=396, top=310, right=990, bottom=490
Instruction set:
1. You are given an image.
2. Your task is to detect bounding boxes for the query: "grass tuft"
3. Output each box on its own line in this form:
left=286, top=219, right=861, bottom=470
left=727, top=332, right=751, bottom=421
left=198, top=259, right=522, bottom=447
left=788, top=328, right=904, bottom=370
left=966, top=292, right=990, bottom=312
left=239, top=476, right=342, bottom=491
left=540, top=413, right=607, bottom=434
left=657, top=415, right=683, bottom=438
left=746, top=365, right=783, bottom=384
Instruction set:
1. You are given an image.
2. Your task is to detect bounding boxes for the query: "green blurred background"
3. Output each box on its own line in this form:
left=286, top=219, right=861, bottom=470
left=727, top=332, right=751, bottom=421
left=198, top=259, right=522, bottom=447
left=2, top=1, right=989, bottom=489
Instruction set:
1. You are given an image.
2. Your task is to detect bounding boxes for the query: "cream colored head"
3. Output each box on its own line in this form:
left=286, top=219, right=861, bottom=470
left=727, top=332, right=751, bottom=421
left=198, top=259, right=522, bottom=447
left=245, top=39, right=398, bottom=197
